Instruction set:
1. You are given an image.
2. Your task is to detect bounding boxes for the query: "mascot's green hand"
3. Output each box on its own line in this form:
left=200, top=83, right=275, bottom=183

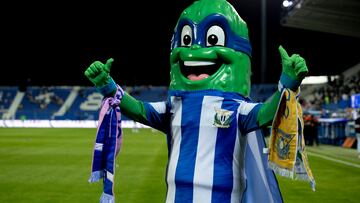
left=84, top=58, right=113, bottom=87
left=84, top=58, right=117, bottom=96
left=278, top=45, right=308, bottom=91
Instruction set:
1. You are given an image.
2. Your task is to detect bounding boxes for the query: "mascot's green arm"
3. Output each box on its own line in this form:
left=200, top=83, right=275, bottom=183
left=84, top=58, right=148, bottom=124
left=257, top=45, right=308, bottom=127
left=119, top=92, right=148, bottom=124
left=257, top=91, right=281, bottom=127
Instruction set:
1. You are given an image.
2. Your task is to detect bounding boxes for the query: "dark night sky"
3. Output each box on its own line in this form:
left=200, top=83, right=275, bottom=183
left=1, top=0, right=360, bottom=87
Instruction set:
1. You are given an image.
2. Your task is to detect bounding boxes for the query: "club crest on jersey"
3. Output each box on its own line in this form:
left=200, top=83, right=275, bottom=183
left=213, top=107, right=234, bottom=128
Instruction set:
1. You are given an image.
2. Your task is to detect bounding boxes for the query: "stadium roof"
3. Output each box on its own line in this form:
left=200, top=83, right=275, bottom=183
left=281, top=0, right=360, bottom=38
left=1, top=0, right=359, bottom=86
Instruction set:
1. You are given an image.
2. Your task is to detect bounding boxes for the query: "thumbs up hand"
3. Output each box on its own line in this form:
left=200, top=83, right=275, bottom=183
left=85, top=58, right=114, bottom=87
left=278, top=46, right=308, bottom=91
left=84, top=58, right=117, bottom=96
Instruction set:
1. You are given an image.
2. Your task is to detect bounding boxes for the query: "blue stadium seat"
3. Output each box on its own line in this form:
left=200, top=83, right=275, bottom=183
left=0, top=87, right=18, bottom=117
left=1, top=85, right=278, bottom=120
left=16, top=87, right=70, bottom=120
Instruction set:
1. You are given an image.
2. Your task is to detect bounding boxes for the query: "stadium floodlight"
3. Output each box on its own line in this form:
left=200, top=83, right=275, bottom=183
left=301, top=76, right=328, bottom=84
left=282, top=0, right=293, bottom=8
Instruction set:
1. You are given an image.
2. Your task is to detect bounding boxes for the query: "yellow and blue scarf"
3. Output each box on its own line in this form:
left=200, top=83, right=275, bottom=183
left=268, top=88, right=316, bottom=191
left=89, top=85, right=124, bottom=203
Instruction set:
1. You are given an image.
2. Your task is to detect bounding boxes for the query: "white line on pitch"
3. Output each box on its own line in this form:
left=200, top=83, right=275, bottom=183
left=307, top=152, right=360, bottom=169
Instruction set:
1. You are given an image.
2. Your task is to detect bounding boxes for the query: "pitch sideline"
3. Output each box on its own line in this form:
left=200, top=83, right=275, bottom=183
left=307, top=151, right=360, bottom=169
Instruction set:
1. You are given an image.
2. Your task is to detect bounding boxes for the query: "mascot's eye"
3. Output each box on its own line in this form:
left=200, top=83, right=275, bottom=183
left=181, top=25, right=192, bottom=46
left=206, top=25, right=225, bottom=46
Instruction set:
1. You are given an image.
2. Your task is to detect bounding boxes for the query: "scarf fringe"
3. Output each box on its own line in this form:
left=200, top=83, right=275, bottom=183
left=310, top=180, right=316, bottom=192
left=269, top=162, right=316, bottom=191
left=89, top=171, right=104, bottom=183
left=100, top=193, right=115, bottom=203
left=268, top=161, right=294, bottom=179
left=294, top=174, right=316, bottom=191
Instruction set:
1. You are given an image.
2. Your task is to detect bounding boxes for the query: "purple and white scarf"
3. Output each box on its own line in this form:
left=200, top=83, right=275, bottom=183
left=89, top=85, right=124, bottom=203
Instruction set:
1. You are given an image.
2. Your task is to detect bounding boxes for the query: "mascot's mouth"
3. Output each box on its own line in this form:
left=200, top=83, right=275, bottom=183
left=180, top=60, right=222, bottom=81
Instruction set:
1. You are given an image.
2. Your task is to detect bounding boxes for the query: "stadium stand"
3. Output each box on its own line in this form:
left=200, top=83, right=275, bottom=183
left=15, top=86, right=69, bottom=120
left=1, top=68, right=358, bottom=147
left=0, top=84, right=274, bottom=121
left=0, top=87, right=18, bottom=118
left=299, top=64, right=360, bottom=146
left=61, top=86, right=102, bottom=120
left=250, top=84, right=277, bottom=102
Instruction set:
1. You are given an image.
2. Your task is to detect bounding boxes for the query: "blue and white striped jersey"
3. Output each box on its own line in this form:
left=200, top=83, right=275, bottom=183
left=143, top=90, right=260, bottom=203
left=143, top=90, right=280, bottom=203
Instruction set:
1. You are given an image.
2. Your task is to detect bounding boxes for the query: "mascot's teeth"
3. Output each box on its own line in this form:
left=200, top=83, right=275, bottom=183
left=184, top=61, right=215, bottom=66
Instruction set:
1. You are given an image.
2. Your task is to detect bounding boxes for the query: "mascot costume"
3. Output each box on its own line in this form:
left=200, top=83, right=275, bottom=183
left=84, top=0, right=315, bottom=202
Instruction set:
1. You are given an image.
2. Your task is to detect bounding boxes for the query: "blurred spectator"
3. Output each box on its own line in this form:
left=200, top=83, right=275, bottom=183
left=356, top=110, right=360, bottom=158
left=304, top=113, right=319, bottom=146
left=0, top=90, right=3, bottom=110
left=26, top=87, right=64, bottom=109
left=301, top=69, right=359, bottom=112
left=0, top=90, right=3, bottom=104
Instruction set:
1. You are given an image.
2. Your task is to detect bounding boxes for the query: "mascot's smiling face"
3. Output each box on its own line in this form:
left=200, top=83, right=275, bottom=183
left=170, top=0, right=253, bottom=96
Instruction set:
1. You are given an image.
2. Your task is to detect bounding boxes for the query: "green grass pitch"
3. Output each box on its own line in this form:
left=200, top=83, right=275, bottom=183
left=0, top=128, right=359, bottom=203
